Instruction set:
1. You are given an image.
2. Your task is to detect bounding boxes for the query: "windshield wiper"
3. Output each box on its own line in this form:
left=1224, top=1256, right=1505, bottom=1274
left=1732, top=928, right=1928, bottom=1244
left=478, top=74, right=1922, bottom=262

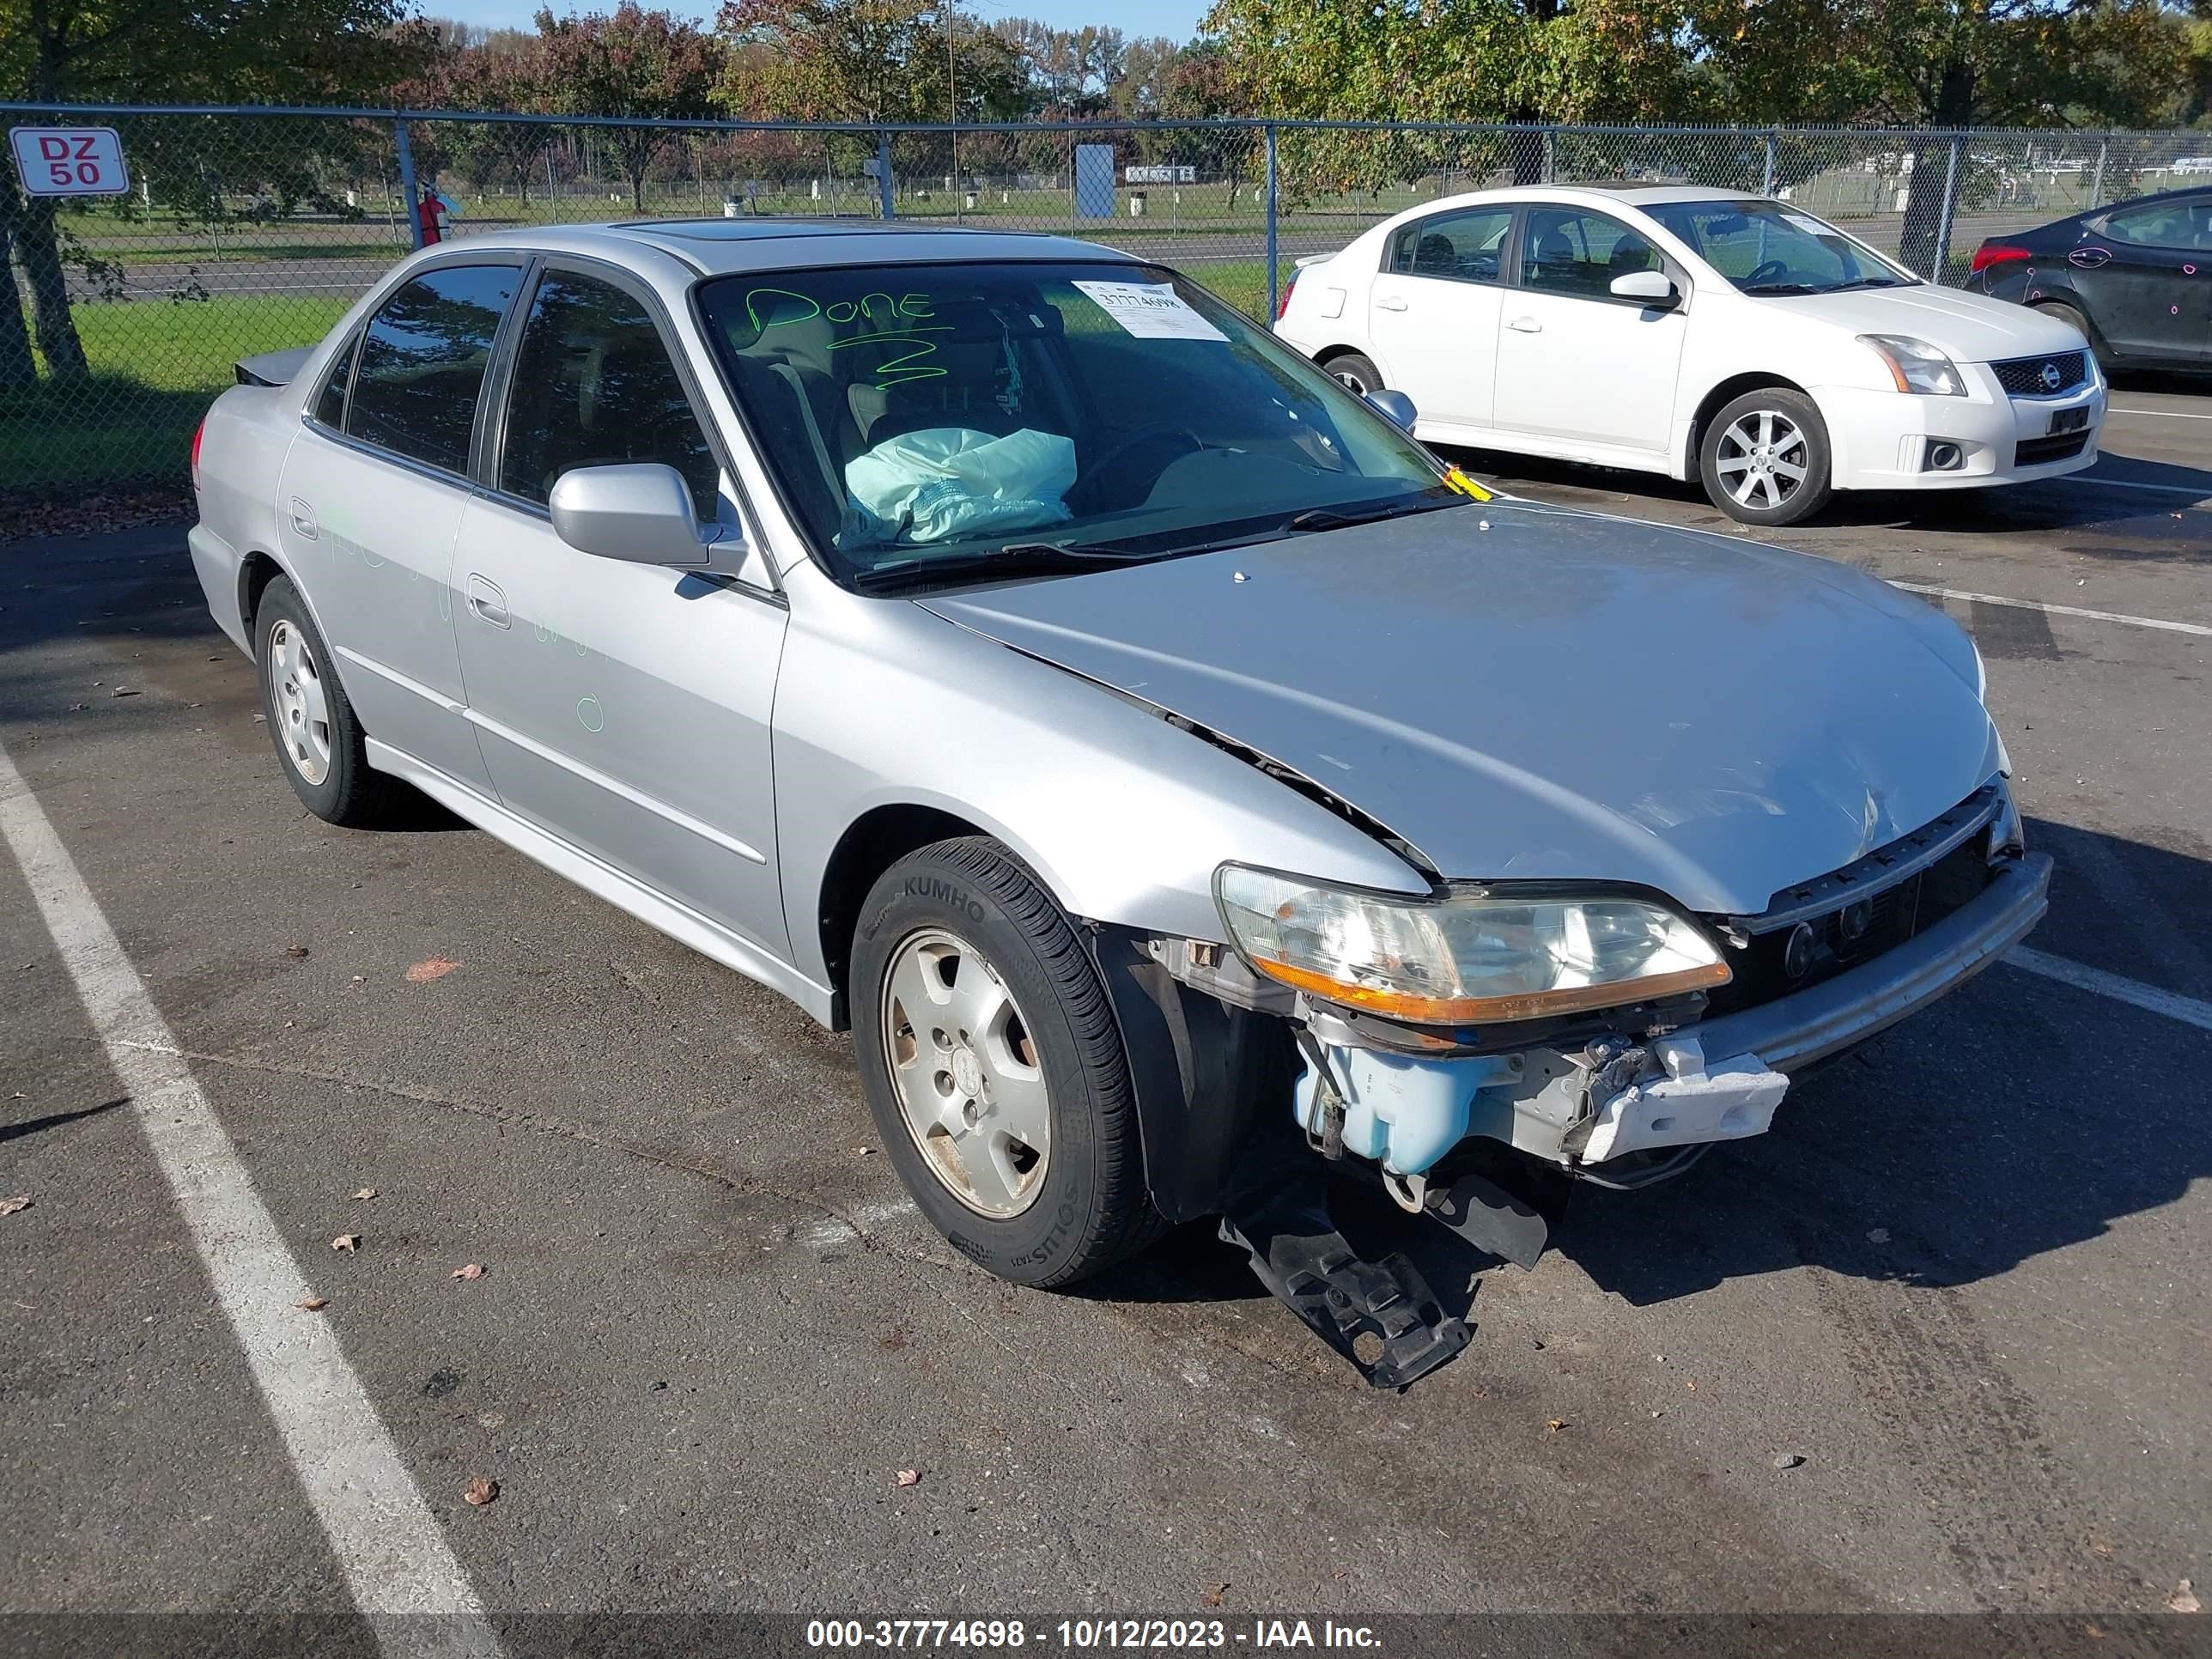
left=1830, top=276, right=1910, bottom=290
left=1740, top=281, right=1820, bottom=295
left=1283, top=496, right=1456, bottom=534
left=848, top=540, right=1148, bottom=591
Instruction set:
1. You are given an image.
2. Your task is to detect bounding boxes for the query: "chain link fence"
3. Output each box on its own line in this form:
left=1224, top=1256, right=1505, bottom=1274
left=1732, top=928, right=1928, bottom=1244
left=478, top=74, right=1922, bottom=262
left=5, top=103, right=2207, bottom=495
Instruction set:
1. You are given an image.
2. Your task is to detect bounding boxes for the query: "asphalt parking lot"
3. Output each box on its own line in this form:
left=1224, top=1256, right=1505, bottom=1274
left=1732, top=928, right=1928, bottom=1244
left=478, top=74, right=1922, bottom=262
left=1, top=381, right=2207, bottom=1636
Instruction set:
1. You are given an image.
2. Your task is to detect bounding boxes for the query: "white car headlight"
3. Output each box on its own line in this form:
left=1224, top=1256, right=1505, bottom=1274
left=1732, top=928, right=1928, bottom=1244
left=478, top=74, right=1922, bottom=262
left=1214, top=866, right=1730, bottom=1025
left=1862, top=334, right=1966, bottom=396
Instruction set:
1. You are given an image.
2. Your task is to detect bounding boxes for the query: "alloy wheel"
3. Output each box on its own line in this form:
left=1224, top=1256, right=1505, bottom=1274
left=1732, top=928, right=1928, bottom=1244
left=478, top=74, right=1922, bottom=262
left=879, top=927, right=1051, bottom=1218
left=1714, top=409, right=1810, bottom=512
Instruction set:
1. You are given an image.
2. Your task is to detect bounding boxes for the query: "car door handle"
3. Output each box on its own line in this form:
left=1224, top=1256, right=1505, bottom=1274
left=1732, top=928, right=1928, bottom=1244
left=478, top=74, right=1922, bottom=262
left=1376, top=295, right=1409, bottom=312
left=288, top=498, right=318, bottom=538
left=465, top=574, right=510, bottom=629
left=1506, top=316, right=1543, bottom=333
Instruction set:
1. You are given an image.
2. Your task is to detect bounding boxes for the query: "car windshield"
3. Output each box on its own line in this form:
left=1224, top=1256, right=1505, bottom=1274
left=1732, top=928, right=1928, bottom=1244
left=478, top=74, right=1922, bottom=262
left=1643, top=200, right=1917, bottom=295
left=696, top=260, right=1461, bottom=587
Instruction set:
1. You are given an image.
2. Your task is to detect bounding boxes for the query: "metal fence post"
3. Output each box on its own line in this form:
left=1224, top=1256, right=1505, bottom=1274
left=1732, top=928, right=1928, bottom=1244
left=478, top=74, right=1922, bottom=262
left=2089, top=136, right=2109, bottom=210
left=1761, top=129, right=1778, bottom=197
left=1931, top=132, right=1964, bottom=282
left=393, top=118, right=424, bottom=250
left=876, top=129, right=895, bottom=221
left=1264, top=124, right=1279, bottom=320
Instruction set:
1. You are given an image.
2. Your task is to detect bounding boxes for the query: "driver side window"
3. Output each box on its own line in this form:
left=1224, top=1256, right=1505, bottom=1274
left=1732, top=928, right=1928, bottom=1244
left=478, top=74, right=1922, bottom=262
left=499, top=269, right=722, bottom=521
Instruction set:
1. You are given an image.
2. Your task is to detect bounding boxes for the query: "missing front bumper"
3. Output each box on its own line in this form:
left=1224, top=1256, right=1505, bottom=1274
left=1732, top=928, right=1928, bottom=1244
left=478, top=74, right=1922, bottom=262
left=1292, top=851, right=2053, bottom=1179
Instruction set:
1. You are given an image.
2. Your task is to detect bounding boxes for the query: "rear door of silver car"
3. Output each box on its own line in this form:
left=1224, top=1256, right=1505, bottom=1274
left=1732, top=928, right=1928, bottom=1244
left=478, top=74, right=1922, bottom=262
left=276, top=258, right=526, bottom=794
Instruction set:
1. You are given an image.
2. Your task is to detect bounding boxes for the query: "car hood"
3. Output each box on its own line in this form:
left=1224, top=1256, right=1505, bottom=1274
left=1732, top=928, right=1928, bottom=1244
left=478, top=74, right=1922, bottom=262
left=922, top=501, right=2001, bottom=917
left=1782, top=283, right=2087, bottom=362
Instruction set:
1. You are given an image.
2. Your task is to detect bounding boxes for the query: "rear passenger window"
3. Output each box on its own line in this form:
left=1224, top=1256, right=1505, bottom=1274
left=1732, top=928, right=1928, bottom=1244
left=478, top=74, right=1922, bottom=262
left=311, top=335, right=356, bottom=428
left=346, top=265, right=520, bottom=473
left=498, top=269, right=721, bottom=520
left=1388, top=206, right=1513, bottom=283
left=2104, top=197, right=2212, bottom=252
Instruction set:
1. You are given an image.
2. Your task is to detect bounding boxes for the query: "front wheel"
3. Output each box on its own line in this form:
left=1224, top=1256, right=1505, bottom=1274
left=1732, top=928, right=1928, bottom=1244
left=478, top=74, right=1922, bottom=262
left=849, top=837, right=1163, bottom=1287
left=1698, top=386, right=1834, bottom=527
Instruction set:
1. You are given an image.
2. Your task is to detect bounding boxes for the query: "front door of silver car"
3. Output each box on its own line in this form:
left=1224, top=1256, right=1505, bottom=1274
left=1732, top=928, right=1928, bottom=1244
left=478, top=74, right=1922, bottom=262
left=277, top=259, right=526, bottom=795
left=453, top=262, right=792, bottom=960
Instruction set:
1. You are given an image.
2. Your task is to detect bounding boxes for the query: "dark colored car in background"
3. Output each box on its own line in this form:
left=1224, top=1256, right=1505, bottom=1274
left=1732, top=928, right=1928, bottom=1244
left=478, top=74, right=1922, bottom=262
left=1972, top=187, right=2212, bottom=373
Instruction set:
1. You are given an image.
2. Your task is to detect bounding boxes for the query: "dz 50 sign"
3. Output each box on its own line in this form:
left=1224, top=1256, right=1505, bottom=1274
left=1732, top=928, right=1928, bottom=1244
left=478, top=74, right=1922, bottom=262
left=9, top=126, right=131, bottom=196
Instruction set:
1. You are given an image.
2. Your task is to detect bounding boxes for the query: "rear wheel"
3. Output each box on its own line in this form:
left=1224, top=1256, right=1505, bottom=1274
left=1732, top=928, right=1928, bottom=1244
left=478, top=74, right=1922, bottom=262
left=850, top=837, right=1163, bottom=1287
left=1698, top=386, right=1833, bottom=527
left=253, top=576, right=409, bottom=828
left=1322, top=350, right=1383, bottom=396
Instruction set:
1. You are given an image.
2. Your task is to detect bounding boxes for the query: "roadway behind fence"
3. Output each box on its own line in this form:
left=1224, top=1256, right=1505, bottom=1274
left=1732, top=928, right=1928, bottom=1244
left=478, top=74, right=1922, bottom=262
left=3, top=103, right=2206, bottom=494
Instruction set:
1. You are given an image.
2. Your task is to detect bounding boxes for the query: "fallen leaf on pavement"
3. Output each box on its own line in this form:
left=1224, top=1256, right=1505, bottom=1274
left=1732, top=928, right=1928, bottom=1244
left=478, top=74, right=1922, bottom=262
left=463, top=1476, right=499, bottom=1507
left=406, top=957, right=459, bottom=982
left=0, top=1195, right=32, bottom=1216
left=331, top=1234, right=360, bottom=1253
left=893, top=1468, right=921, bottom=1488
left=296, top=1297, right=329, bottom=1312
left=1200, top=1583, right=1228, bottom=1608
left=284, top=945, right=310, bottom=959
left=1544, top=1418, right=1569, bottom=1436
left=351, top=1188, right=377, bottom=1201
left=2172, top=1580, right=2200, bottom=1614
left=451, top=1263, right=484, bottom=1280
left=1685, top=1379, right=1697, bottom=1391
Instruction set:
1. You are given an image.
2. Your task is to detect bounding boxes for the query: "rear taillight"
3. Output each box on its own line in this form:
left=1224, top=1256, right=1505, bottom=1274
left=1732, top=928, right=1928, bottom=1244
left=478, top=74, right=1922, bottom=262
left=190, top=417, right=204, bottom=489
left=1970, top=243, right=2032, bottom=274
left=1276, top=267, right=1299, bottom=319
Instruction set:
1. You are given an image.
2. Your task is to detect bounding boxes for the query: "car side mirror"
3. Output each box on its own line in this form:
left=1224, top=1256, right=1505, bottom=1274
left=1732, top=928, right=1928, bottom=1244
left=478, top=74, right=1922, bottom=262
left=1610, top=270, right=1680, bottom=308
left=1364, top=388, right=1418, bottom=431
left=548, top=463, right=720, bottom=568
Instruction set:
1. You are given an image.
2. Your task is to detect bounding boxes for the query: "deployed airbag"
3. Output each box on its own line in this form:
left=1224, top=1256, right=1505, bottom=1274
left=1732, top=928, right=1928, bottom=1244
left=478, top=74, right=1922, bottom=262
left=844, top=427, right=1076, bottom=545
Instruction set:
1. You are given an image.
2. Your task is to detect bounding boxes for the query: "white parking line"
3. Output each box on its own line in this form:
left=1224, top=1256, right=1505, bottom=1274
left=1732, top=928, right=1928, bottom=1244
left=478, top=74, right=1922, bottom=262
left=2004, top=946, right=2212, bottom=1036
left=2106, top=406, right=2212, bottom=421
left=0, top=737, right=500, bottom=1657
left=1887, top=580, right=2212, bottom=638
left=2075, top=476, right=2211, bottom=498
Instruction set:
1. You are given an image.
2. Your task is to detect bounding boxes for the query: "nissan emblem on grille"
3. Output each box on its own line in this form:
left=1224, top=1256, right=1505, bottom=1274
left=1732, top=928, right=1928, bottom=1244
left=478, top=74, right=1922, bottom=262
left=2040, top=361, right=2063, bottom=392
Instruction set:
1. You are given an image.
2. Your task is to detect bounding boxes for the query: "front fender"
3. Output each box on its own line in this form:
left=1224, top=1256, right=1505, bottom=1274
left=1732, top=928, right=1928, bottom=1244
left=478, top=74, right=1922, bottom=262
left=771, top=567, right=1427, bottom=993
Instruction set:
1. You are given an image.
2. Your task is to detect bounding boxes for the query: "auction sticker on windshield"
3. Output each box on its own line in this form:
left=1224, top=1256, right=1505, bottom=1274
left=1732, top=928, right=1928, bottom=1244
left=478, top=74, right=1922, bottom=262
left=1072, top=280, right=1228, bottom=342
left=1780, top=212, right=1836, bottom=238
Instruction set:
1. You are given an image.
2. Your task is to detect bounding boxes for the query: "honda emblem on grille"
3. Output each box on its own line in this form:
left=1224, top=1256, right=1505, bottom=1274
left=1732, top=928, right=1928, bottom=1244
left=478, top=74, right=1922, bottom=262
left=2039, top=361, right=2063, bottom=392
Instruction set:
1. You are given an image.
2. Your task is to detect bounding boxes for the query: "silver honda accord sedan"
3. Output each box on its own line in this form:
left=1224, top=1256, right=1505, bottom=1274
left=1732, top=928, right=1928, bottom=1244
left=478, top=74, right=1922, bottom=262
left=191, top=221, right=2050, bottom=1384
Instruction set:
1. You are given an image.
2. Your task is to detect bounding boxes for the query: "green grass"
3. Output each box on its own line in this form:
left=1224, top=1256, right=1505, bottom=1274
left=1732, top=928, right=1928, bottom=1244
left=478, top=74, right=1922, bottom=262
left=2, top=295, right=349, bottom=489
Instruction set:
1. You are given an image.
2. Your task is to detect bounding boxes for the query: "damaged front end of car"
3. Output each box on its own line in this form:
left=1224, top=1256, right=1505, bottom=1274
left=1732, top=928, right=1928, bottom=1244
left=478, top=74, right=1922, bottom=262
left=1088, top=781, right=2050, bottom=1389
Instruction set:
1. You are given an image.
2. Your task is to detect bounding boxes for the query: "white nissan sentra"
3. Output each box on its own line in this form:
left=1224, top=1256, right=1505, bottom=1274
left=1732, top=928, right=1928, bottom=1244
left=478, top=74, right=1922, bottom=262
left=1275, top=185, right=2106, bottom=525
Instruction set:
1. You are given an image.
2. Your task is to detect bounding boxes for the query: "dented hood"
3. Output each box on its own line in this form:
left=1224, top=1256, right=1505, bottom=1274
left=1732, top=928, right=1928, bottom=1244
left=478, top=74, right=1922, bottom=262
left=922, top=501, right=2002, bottom=916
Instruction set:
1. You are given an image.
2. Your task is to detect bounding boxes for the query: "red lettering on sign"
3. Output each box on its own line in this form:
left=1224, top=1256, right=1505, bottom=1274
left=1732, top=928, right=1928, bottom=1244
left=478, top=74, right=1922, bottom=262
left=37, top=136, right=68, bottom=160
left=74, top=135, right=98, bottom=160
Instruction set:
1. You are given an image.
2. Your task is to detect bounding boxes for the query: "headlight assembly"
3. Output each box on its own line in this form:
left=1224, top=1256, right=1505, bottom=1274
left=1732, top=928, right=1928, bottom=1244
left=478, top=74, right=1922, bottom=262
left=1862, top=334, right=1966, bottom=396
left=1213, top=866, right=1730, bottom=1026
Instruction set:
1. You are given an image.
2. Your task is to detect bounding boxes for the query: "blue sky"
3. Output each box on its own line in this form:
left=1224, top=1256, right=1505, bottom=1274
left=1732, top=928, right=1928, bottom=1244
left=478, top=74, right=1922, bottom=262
left=430, top=0, right=1211, bottom=43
